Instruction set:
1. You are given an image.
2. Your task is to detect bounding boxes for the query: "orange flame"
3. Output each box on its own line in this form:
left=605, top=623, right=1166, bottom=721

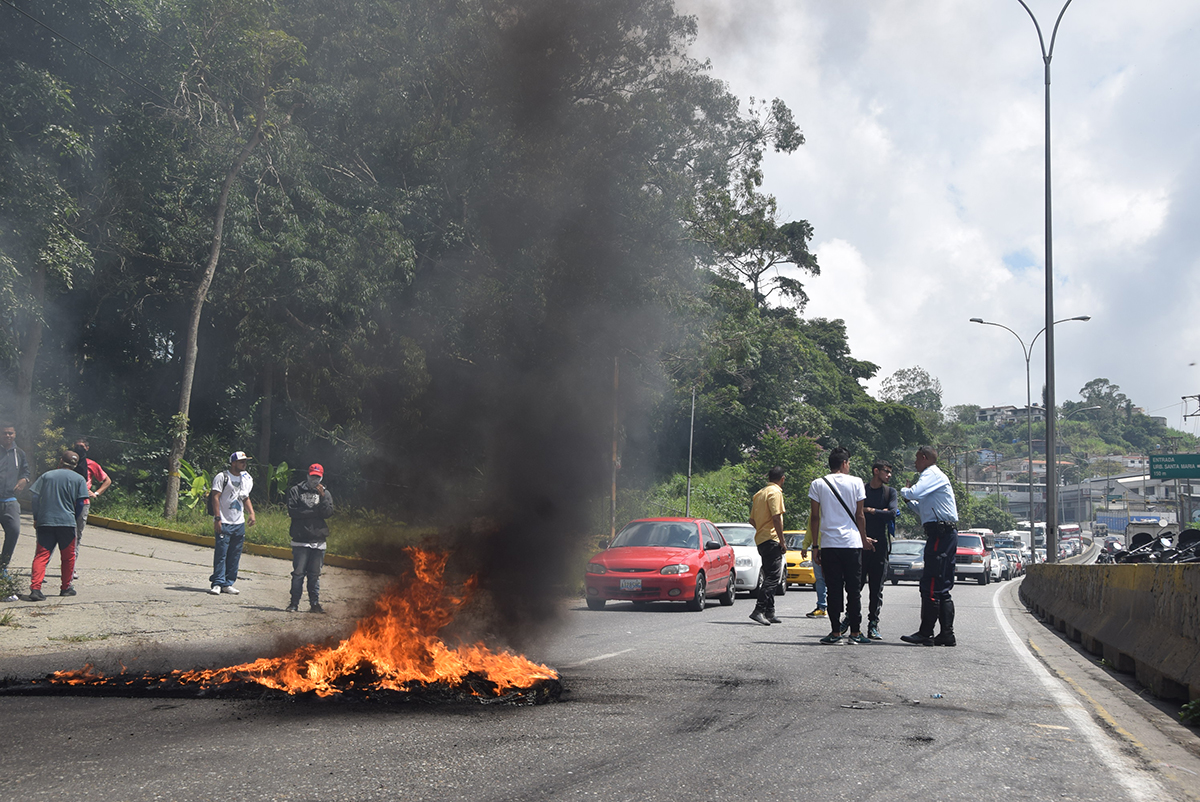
left=50, top=548, right=557, bottom=698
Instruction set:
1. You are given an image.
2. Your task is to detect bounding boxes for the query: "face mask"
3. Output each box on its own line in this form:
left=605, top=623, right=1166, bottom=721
left=307, top=476, right=321, bottom=489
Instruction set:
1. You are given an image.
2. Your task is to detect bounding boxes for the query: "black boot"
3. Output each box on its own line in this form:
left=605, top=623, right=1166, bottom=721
left=934, top=598, right=956, bottom=646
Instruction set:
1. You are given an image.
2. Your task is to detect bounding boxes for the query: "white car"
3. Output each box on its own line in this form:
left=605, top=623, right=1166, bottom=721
left=990, top=550, right=1008, bottom=581
left=715, top=523, right=764, bottom=597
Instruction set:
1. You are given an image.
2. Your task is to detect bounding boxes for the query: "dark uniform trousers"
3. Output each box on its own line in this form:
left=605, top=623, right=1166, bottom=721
left=918, top=521, right=957, bottom=638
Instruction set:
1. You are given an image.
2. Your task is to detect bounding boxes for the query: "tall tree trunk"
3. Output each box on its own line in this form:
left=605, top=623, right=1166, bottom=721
left=163, top=110, right=265, bottom=518
left=15, top=263, right=46, bottom=459
left=258, top=365, right=273, bottom=468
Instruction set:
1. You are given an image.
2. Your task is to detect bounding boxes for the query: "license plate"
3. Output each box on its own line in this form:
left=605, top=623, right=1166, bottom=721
left=620, top=578, right=642, bottom=591
left=893, top=568, right=905, bottom=575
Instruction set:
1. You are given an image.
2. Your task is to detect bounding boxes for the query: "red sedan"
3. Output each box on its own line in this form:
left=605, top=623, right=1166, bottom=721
left=584, top=518, right=736, bottom=611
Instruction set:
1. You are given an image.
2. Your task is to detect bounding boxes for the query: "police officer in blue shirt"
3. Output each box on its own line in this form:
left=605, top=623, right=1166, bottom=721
left=899, top=446, right=959, bottom=646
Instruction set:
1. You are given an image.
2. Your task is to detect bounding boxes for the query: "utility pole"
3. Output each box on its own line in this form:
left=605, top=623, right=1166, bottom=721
left=1184, top=395, right=1200, bottom=525
left=611, top=357, right=619, bottom=541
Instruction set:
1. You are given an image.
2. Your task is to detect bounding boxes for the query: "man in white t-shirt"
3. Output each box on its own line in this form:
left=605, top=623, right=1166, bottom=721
left=808, top=447, right=873, bottom=644
left=207, top=451, right=256, bottom=595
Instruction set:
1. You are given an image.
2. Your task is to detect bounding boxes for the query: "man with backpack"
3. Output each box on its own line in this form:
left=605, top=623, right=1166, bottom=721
left=861, top=460, right=898, bottom=640
left=208, top=451, right=255, bottom=595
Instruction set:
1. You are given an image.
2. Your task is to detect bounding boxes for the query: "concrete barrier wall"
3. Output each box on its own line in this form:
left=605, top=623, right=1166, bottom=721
left=1020, top=564, right=1200, bottom=701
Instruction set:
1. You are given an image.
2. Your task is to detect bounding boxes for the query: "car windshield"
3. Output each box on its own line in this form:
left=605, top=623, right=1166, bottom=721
left=958, top=534, right=984, bottom=549
left=611, top=521, right=700, bottom=550
left=786, top=534, right=806, bottom=550
left=716, top=525, right=756, bottom=547
left=891, top=541, right=924, bottom=556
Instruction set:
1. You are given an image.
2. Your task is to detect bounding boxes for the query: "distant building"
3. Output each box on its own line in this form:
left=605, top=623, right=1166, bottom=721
left=977, top=405, right=1046, bottom=425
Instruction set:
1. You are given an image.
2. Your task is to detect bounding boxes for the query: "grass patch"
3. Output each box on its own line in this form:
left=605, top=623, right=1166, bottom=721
left=95, top=499, right=436, bottom=559
left=0, top=611, right=18, bottom=627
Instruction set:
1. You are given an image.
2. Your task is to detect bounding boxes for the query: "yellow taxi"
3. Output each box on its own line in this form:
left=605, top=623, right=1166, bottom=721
left=783, top=530, right=815, bottom=589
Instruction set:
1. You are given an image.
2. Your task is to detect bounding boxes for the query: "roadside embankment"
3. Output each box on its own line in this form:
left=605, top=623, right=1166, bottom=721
left=88, top=514, right=389, bottom=572
left=1020, top=563, right=1200, bottom=701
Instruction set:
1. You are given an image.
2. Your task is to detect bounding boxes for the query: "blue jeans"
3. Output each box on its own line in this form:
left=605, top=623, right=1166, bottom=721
left=210, top=523, right=245, bottom=587
left=290, top=546, right=325, bottom=605
left=813, top=561, right=827, bottom=610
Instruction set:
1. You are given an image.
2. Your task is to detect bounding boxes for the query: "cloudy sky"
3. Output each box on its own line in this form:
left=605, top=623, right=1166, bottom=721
left=682, top=0, right=1200, bottom=435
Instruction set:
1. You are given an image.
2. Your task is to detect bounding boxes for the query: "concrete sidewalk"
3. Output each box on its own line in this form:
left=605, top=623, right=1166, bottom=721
left=0, top=512, right=388, bottom=679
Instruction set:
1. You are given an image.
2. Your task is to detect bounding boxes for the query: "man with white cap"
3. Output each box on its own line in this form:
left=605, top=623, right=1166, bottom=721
left=208, top=451, right=255, bottom=595
left=284, top=463, right=334, bottom=613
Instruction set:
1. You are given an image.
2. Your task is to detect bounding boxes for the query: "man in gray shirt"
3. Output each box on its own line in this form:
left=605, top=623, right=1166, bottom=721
left=28, top=451, right=90, bottom=601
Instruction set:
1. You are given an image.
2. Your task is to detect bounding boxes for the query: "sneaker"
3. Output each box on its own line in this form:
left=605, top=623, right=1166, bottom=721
left=28, top=588, right=46, bottom=602
left=209, top=585, right=222, bottom=595
left=60, top=586, right=76, bottom=597
left=819, top=632, right=843, bottom=645
left=3, top=594, right=17, bottom=602
left=767, top=615, right=782, bottom=624
left=221, top=585, right=240, bottom=595
left=900, top=632, right=935, bottom=646
left=847, top=632, right=871, bottom=644
left=309, top=603, right=325, bottom=614
left=749, top=610, right=771, bottom=626
left=805, top=608, right=827, bottom=618
left=284, top=604, right=299, bottom=613
left=933, top=632, right=957, bottom=647
left=867, top=623, right=881, bottom=640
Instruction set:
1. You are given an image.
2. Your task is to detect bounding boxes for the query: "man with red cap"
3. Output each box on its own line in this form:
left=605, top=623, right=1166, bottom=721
left=284, top=463, right=334, bottom=613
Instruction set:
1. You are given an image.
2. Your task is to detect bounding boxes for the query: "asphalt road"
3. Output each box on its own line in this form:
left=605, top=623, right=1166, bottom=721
left=1, top=522, right=1198, bottom=802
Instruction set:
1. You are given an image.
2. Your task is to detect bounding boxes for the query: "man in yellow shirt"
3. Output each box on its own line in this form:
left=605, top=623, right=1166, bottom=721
left=748, top=466, right=787, bottom=626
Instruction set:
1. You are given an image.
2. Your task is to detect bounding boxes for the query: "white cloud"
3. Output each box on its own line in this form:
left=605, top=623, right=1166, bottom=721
left=682, top=0, right=1200, bottom=435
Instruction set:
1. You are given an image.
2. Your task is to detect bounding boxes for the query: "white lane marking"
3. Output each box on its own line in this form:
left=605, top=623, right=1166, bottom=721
left=992, top=584, right=1166, bottom=802
left=557, top=648, right=634, bottom=669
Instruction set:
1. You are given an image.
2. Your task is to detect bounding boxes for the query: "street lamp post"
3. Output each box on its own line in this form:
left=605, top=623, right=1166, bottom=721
left=1014, top=0, right=1076, bottom=565
left=970, top=315, right=1089, bottom=562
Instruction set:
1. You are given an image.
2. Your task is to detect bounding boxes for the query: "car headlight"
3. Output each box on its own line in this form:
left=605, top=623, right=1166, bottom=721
left=800, top=560, right=812, bottom=568
left=660, top=564, right=691, bottom=575
left=735, top=557, right=753, bottom=567
left=971, top=555, right=983, bottom=564
left=586, top=563, right=607, bottom=574
left=912, top=561, right=924, bottom=570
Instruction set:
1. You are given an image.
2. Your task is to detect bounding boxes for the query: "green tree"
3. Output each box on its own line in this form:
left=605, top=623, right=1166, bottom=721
left=880, top=366, right=943, bottom=414
left=0, top=59, right=93, bottom=444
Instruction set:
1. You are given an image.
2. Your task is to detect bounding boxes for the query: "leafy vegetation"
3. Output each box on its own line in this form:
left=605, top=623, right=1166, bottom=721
left=3, top=1, right=1188, bottom=552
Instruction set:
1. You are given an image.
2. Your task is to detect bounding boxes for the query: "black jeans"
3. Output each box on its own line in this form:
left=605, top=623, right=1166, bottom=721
left=755, top=540, right=784, bottom=616
left=0, top=499, right=20, bottom=569
left=862, top=545, right=887, bottom=624
left=919, top=523, right=958, bottom=636
left=820, top=547, right=863, bottom=634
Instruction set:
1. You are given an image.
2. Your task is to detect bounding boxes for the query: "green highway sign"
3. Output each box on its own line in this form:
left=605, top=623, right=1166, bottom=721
left=1149, top=454, right=1200, bottom=479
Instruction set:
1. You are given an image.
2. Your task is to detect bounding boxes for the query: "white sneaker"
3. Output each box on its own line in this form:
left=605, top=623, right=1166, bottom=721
left=209, top=585, right=222, bottom=595
left=221, top=585, right=240, bottom=595
left=3, top=594, right=17, bottom=602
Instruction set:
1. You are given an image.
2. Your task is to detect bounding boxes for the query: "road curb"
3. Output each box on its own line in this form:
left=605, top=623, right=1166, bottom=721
left=87, top=515, right=388, bottom=574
